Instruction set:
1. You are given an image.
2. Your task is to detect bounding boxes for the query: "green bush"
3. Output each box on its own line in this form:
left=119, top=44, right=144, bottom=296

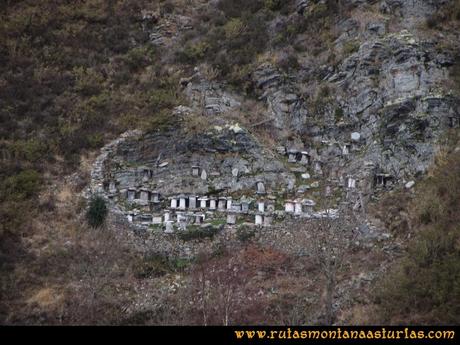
left=86, top=133, right=104, bottom=149
left=176, top=41, right=209, bottom=64
left=133, top=253, right=190, bottom=279
left=1, top=169, right=41, bottom=201
left=134, top=254, right=174, bottom=278
left=342, top=40, right=360, bottom=56
left=278, top=53, right=300, bottom=72
left=144, top=109, right=177, bottom=133
left=86, top=195, right=108, bottom=228
left=147, top=88, right=178, bottom=110
left=10, top=139, right=49, bottom=163
left=73, top=66, right=105, bottom=96
left=236, top=225, right=256, bottom=242
left=217, top=0, right=265, bottom=18
left=334, top=107, right=344, bottom=121
left=178, top=225, right=221, bottom=241
left=160, top=1, right=175, bottom=16
left=122, top=46, right=154, bottom=72
left=307, top=3, right=329, bottom=19
left=264, top=0, right=283, bottom=11
left=223, top=18, right=246, bottom=39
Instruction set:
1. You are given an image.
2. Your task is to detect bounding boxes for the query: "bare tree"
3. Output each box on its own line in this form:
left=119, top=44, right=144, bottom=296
left=307, top=166, right=358, bottom=325
left=189, top=250, right=243, bottom=325
left=187, top=245, right=281, bottom=325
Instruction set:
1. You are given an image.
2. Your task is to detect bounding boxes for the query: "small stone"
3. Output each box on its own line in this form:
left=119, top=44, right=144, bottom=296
left=405, top=181, right=415, bottom=189
left=301, top=173, right=310, bottom=179
left=351, top=132, right=361, bottom=141
left=229, top=123, right=243, bottom=133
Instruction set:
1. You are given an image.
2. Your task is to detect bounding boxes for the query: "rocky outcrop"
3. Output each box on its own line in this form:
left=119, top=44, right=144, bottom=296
left=182, top=70, right=242, bottom=117
left=253, top=63, right=308, bottom=133
left=87, top=0, right=459, bottom=258
left=320, top=30, right=458, bottom=182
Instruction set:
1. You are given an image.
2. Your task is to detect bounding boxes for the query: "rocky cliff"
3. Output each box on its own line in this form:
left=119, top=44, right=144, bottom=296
left=90, top=0, right=459, bottom=231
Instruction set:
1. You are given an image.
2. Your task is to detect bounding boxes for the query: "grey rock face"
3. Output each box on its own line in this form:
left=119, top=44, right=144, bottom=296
left=295, top=0, right=310, bottom=14
left=96, top=123, right=297, bottom=198
left=312, top=30, right=459, bottom=187
left=183, top=71, right=241, bottom=116
left=86, top=0, right=459, bottom=262
left=253, top=63, right=308, bottom=134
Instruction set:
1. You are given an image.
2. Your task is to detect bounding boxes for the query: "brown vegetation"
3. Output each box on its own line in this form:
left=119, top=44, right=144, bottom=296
left=374, top=131, right=460, bottom=325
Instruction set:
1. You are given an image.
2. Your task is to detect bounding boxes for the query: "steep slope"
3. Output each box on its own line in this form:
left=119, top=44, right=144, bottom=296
left=1, top=0, right=459, bottom=325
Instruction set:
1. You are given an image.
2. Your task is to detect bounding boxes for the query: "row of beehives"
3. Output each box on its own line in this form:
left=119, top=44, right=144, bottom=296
left=125, top=200, right=331, bottom=232
left=106, top=170, right=385, bottom=213
left=106, top=179, right=269, bottom=205
left=277, top=132, right=364, bottom=165
left=170, top=195, right=319, bottom=215
left=127, top=196, right=318, bottom=223
left=126, top=202, right=342, bottom=233
left=107, top=172, right=365, bottom=204
left=123, top=191, right=318, bottom=215
left=126, top=211, right=276, bottom=232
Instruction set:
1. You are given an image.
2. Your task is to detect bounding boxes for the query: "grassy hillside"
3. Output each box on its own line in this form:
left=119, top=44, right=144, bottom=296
left=1, top=0, right=459, bottom=325
left=0, top=0, right=181, bottom=323
left=375, top=132, right=460, bottom=324
left=0, top=0, right=181, bottom=237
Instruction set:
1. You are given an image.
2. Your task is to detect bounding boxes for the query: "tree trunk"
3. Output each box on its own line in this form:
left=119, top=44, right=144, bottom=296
left=325, top=273, right=335, bottom=325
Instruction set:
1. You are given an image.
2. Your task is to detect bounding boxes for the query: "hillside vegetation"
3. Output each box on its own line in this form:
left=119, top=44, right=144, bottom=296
left=376, top=132, right=460, bottom=325
left=0, top=0, right=459, bottom=325
left=0, top=0, right=179, bottom=322
left=0, top=0, right=180, bottom=237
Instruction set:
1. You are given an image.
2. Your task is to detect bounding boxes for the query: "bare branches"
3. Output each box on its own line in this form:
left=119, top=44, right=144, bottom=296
left=302, top=166, right=359, bottom=325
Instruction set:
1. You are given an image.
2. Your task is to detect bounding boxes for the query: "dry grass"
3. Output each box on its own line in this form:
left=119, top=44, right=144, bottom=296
left=341, top=304, right=380, bottom=325
left=348, top=5, right=387, bottom=33
left=26, top=287, right=64, bottom=309
left=0, top=153, right=141, bottom=324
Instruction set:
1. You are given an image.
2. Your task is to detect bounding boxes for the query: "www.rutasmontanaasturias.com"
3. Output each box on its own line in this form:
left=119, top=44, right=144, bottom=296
left=234, top=328, right=456, bottom=340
